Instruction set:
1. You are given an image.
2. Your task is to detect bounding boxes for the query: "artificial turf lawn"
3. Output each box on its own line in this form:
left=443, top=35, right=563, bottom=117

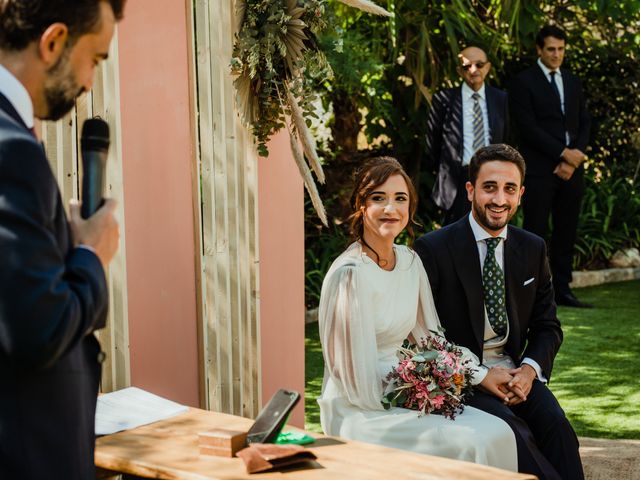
left=304, top=280, right=640, bottom=438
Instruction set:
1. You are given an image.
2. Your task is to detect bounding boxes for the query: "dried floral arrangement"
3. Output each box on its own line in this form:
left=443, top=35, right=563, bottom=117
left=231, top=0, right=390, bottom=225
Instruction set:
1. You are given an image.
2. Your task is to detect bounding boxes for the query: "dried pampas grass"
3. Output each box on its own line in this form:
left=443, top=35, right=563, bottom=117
left=289, top=130, right=328, bottom=226
left=286, top=88, right=325, bottom=184
left=336, top=0, right=392, bottom=17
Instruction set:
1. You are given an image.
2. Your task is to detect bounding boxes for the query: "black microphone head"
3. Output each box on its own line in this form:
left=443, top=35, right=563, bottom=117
left=81, top=117, right=110, bottom=151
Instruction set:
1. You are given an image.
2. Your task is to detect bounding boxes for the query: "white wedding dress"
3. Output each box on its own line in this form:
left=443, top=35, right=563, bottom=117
left=317, top=242, right=518, bottom=471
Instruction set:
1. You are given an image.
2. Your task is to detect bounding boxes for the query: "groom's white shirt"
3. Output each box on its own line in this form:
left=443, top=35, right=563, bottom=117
left=0, top=64, right=34, bottom=128
left=468, top=213, right=547, bottom=383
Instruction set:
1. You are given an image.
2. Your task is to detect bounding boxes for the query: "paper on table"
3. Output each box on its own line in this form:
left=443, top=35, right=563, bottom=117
left=95, top=386, right=189, bottom=435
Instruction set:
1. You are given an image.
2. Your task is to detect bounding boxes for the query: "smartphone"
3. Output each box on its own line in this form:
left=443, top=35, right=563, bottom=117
left=246, top=389, right=300, bottom=444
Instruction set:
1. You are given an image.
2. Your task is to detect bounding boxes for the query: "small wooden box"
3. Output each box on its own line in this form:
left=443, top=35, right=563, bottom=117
left=198, top=429, right=247, bottom=458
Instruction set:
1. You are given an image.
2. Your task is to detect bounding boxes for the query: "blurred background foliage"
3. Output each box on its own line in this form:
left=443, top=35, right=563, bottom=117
left=304, top=0, right=640, bottom=308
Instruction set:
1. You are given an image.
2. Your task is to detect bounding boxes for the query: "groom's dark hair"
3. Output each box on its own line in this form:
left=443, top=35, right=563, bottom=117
left=468, top=144, right=526, bottom=186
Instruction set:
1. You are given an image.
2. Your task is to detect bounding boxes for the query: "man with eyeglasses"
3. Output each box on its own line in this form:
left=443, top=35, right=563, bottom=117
left=426, top=46, right=510, bottom=225
left=510, top=25, right=592, bottom=308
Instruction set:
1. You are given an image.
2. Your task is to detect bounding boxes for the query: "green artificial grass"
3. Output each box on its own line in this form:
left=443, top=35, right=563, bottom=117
left=305, top=280, right=640, bottom=438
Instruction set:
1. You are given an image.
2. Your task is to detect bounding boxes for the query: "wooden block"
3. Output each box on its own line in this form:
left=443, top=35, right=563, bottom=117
left=198, top=429, right=247, bottom=458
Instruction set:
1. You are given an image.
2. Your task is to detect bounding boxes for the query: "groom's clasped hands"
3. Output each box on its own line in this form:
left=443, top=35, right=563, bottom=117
left=479, top=364, right=538, bottom=406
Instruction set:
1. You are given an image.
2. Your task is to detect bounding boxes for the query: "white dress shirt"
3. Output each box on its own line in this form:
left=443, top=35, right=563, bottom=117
left=462, top=82, right=491, bottom=166
left=537, top=58, right=570, bottom=146
left=468, top=213, right=547, bottom=383
left=0, top=64, right=35, bottom=129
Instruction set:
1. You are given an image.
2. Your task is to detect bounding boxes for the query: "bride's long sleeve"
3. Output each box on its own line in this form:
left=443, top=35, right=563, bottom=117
left=318, top=264, right=385, bottom=411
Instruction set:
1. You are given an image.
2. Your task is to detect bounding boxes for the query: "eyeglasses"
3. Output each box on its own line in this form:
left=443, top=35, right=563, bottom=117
left=461, top=61, right=487, bottom=71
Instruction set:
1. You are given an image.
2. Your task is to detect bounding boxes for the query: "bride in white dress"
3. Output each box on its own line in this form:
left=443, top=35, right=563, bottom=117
left=317, top=157, right=517, bottom=471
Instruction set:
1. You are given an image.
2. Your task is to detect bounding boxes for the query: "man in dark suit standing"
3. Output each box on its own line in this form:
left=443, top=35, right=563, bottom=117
left=414, top=144, right=584, bottom=479
left=510, top=25, right=592, bottom=308
left=0, top=1, right=125, bottom=478
left=427, top=46, right=509, bottom=224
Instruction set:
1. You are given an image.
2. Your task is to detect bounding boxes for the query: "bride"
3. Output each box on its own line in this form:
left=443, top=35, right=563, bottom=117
left=317, top=157, right=518, bottom=471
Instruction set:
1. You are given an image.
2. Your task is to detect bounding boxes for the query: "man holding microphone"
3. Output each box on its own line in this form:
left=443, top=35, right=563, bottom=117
left=0, top=1, right=125, bottom=478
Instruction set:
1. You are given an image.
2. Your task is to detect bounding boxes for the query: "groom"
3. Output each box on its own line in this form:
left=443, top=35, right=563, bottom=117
left=414, top=144, right=583, bottom=479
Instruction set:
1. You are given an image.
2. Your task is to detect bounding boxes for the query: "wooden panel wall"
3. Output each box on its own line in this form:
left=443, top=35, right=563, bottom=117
left=40, top=33, right=130, bottom=392
left=191, top=0, right=261, bottom=417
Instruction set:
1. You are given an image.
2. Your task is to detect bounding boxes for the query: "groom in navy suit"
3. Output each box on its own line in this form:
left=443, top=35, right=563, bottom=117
left=0, top=1, right=125, bottom=478
left=414, top=144, right=584, bottom=479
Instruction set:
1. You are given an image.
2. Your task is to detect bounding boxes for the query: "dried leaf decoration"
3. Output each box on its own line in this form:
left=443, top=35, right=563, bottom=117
left=290, top=128, right=328, bottom=226
left=335, top=0, right=391, bottom=16
left=231, top=0, right=389, bottom=224
left=234, top=0, right=246, bottom=35
left=286, top=86, right=324, bottom=184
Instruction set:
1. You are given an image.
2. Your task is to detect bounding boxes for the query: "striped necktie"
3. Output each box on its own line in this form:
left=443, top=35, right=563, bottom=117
left=482, top=237, right=508, bottom=337
left=472, top=92, right=485, bottom=152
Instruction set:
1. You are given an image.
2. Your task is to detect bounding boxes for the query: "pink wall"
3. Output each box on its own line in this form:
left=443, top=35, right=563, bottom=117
left=258, top=130, right=306, bottom=427
left=117, top=1, right=200, bottom=406
left=116, top=2, right=306, bottom=420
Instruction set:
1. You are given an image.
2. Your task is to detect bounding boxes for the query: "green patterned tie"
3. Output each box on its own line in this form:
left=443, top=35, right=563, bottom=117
left=482, top=237, right=508, bottom=337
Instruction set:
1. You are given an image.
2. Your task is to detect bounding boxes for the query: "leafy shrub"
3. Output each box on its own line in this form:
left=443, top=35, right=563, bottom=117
left=574, top=170, right=640, bottom=270
left=305, top=219, right=349, bottom=309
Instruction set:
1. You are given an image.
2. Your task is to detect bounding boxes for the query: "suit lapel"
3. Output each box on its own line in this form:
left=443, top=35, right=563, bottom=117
left=560, top=68, right=575, bottom=116
left=504, top=226, right=526, bottom=356
left=448, top=218, right=485, bottom=347
left=486, top=86, right=498, bottom=139
left=452, top=88, right=463, bottom=157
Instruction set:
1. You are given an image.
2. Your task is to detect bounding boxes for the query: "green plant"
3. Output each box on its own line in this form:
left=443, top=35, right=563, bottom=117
left=232, top=1, right=394, bottom=224
left=307, top=0, right=640, bottom=267
left=305, top=217, right=349, bottom=308
left=232, top=0, right=331, bottom=155
left=574, top=170, right=640, bottom=270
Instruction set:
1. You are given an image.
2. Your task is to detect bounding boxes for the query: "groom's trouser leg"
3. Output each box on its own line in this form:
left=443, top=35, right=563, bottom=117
left=511, top=380, right=584, bottom=480
left=468, top=388, right=561, bottom=479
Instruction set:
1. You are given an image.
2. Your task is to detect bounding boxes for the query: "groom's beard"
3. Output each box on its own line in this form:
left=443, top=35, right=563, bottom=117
left=42, top=47, right=85, bottom=121
left=472, top=200, right=516, bottom=232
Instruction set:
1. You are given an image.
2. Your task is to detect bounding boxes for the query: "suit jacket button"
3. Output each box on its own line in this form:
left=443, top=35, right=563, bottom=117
left=97, top=351, right=107, bottom=364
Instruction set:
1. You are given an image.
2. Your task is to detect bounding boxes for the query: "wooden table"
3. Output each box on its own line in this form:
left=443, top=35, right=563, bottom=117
left=95, top=408, right=536, bottom=480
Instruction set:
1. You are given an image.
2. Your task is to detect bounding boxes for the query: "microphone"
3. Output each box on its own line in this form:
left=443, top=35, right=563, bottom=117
left=80, top=118, right=110, bottom=219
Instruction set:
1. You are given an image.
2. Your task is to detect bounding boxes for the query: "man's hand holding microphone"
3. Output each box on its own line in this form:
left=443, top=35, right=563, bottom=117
left=69, top=118, right=119, bottom=269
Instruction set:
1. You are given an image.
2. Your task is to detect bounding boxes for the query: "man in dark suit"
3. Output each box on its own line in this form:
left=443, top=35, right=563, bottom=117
left=0, top=1, right=125, bottom=478
left=510, top=25, right=591, bottom=308
left=414, top=144, right=584, bottom=479
left=426, top=46, right=509, bottom=224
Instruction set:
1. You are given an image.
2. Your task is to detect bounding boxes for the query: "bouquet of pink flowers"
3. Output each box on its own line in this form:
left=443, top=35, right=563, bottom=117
left=381, top=336, right=475, bottom=419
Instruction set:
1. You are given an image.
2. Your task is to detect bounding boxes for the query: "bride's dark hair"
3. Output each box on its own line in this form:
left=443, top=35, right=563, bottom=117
left=348, top=157, right=419, bottom=264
